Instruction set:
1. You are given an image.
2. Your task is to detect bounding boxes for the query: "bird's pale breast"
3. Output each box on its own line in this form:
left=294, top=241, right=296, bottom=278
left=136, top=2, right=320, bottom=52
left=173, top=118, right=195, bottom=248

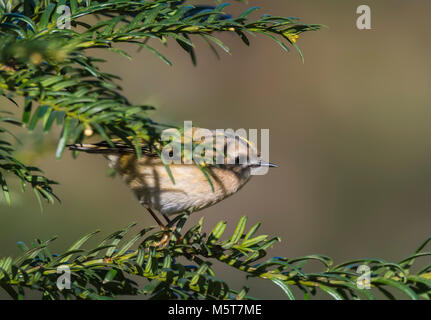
left=108, top=154, right=251, bottom=215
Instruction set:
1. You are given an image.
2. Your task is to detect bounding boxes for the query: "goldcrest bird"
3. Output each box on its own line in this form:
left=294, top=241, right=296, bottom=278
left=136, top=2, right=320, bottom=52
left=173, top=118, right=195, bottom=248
left=68, top=128, right=276, bottom=230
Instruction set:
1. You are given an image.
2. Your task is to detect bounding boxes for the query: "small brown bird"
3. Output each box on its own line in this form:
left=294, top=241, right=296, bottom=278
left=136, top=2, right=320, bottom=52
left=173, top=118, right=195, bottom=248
left=68, top=128, right=276, bottom=231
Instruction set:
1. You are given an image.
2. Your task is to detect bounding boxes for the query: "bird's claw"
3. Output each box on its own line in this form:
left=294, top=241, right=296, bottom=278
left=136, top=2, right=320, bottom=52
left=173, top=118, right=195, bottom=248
left=153, top=226, right=177, bottom=249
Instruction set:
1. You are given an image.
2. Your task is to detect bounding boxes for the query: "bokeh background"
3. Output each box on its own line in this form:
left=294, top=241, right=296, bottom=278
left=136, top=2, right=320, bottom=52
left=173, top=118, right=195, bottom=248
left=1, top=0, right=431, bottom=299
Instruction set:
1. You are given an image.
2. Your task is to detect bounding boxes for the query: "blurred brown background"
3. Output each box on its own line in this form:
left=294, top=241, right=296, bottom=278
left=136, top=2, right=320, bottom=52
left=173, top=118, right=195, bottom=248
left=1, top=0, right=431, bottom=299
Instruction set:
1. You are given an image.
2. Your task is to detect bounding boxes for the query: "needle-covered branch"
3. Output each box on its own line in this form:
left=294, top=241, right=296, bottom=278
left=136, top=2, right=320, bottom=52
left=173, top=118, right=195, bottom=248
left=0, top=216, right=430, bottom=300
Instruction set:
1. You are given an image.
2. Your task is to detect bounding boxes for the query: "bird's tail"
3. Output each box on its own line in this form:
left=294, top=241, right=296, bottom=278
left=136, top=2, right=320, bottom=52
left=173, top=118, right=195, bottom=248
left=67, top=143, right=121, bottom=154
left=67, top=140, right=155, bottom=155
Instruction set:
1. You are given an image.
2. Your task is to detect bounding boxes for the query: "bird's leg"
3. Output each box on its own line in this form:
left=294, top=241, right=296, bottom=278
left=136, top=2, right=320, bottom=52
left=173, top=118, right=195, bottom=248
left=142, top=204, right=174, bottom=248
left=161, top=212, right=171, bottom=225
left=143, top=203, right=165, bottom=229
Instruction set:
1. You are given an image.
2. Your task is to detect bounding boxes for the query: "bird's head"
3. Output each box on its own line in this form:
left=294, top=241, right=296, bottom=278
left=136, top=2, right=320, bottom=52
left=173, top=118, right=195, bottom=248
left=182, top=128, right=276, bottom=172
left=220, top=131, right=277, bottom=171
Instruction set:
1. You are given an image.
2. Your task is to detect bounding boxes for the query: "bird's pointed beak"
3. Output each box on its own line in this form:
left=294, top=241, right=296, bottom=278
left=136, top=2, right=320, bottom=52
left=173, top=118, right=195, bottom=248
left=259, top=160, right=278, bottom=168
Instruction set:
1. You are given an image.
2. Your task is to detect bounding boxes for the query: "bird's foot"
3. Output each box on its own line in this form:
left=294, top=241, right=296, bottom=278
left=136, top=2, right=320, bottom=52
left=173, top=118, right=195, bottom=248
left=153, top=225, right=176, bottom=249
